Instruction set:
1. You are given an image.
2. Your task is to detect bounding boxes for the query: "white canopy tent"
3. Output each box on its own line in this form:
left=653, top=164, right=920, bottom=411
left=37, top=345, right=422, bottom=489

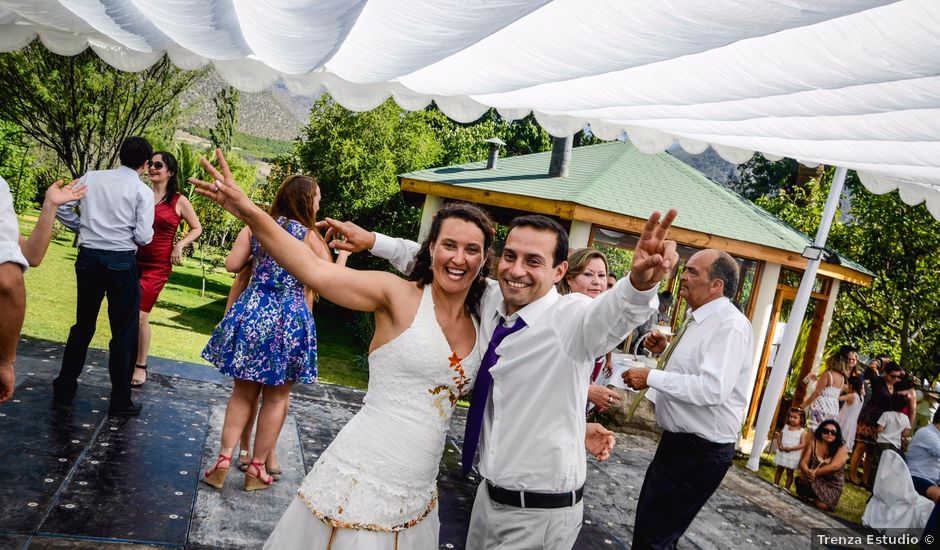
left=2, top=0, right=940, bottom=468
left=1, top=0, right=939, bottom=214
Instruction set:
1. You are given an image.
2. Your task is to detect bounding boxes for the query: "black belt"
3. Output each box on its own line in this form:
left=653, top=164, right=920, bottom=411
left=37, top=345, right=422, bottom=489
left=486, top=482, right=583, bottom=509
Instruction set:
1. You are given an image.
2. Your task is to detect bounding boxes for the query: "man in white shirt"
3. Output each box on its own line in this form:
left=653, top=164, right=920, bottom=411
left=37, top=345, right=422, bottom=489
left=329, top=209, right=678, bottom=549
left=53, top=136, right=155, bottom=417
left=0, top=175, right=86, bottom=403
left=623, top=248, right=753, bottom=549
left=908, top=408, right=940, bottom=540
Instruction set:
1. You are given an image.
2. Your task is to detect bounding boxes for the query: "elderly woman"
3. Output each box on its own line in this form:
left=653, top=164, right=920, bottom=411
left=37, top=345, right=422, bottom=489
left=557, top=247, right=621, bottom=414
left=795, top=419, right=848, bottom=511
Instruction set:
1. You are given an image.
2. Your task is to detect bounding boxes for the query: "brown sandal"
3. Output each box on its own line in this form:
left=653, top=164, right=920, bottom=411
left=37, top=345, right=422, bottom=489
left=203, top=452, right=232, bottom=489
left=244, top=461, right=273, bottom=491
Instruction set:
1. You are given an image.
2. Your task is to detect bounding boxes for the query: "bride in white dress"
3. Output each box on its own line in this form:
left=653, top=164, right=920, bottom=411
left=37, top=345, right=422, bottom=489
left=192, top=150, right=493, bottom=549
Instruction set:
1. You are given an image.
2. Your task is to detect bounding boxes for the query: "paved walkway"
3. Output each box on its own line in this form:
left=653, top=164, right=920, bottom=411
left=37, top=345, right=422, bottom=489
left=0, top=338, right=878, bottom=549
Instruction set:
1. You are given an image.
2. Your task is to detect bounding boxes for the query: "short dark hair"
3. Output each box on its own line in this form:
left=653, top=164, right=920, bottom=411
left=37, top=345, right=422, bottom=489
left=889, top=394, right=908, bottom=413
left=507, top=215, right=568, bottom=266
left=708, top=251, right=740, bottom=299
left=932, top=406, right=940, bottom=425
left=883, top=359, right=902, bottom=376
left=120, top=137, right=153, bottom=169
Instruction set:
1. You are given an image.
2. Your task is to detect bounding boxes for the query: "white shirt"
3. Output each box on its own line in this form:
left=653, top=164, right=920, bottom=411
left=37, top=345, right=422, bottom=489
left=877, top=410, right=911, bottom=448
left=906, top=424, right=940, bottom=483
left=0, top=175, right=28, bottom=270
left=645, top=296, right=753, bottom=444
left=56, top=166, right=154, bottom=250
left=371, top=232, right=658, bottom=492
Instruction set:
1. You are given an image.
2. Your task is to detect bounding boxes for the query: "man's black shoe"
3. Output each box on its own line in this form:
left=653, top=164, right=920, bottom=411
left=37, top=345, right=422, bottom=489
left=107, top=401, right=142, bottom=417
left=52, top=393, right=75, bottom=408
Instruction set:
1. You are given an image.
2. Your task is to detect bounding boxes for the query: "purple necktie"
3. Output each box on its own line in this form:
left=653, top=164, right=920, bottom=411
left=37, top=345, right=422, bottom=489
left=462, top=316, right=527, bottom=474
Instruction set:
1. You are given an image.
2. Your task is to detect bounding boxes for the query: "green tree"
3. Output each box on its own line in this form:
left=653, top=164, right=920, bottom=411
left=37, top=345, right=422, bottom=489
left=293, top=97, right=441, bottom=230
left=209, top=86, right=240, bottom=152
left=0, top=41, right=203, bottom=178
left=730, top=154, right=801, bottom=201
left=757, top=169, right=940, bottom=379
left=188, top=149, right=257, bottom=295
left=0, top=119, right=39, bottom=212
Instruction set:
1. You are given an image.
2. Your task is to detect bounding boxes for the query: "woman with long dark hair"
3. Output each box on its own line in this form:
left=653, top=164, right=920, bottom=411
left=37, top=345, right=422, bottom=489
left=795, top=419, right=848, bottom=511
left=193, top=150, right=496, bottom=549
left=132, top=151, right=202, bottom=387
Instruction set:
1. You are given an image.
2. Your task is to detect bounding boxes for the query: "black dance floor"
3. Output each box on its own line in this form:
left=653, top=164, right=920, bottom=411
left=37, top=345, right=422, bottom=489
left=0, top=340, right=624, bottom=549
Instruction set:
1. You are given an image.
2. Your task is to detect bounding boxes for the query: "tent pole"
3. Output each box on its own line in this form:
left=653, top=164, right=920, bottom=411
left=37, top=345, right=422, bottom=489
left=746, top=166, right=848, bottom=471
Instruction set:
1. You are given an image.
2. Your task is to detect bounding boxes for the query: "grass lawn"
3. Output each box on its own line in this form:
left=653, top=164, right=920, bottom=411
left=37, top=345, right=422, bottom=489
left=17, top=211, right=367, bottom=389
left=733, top=454, right=870, bottom=525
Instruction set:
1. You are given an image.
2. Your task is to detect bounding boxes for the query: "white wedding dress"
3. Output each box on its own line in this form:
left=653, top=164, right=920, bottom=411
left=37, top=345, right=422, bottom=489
left=264, top=286, right=480, bottom=549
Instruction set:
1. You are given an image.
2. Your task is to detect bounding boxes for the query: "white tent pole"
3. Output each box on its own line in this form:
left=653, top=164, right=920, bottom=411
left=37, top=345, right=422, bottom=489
left=746, top=166, right=848, bottom=471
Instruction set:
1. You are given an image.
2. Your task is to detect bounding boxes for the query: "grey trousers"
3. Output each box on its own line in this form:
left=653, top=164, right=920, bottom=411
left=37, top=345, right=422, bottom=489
left=465, top=482, right=583, bottom=550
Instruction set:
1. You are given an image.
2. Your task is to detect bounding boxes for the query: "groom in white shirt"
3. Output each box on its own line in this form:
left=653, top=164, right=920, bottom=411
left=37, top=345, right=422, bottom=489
left=328, top=208, right=678, bottom=549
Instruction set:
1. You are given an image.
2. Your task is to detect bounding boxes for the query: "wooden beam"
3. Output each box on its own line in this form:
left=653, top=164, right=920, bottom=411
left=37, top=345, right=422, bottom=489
left=572, top=204, right=872, bottom=286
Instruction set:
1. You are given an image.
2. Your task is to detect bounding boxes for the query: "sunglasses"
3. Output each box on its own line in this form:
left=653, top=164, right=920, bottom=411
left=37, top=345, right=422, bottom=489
left=821, top=429, right=838, bottom=435
left=147, top=160, right=165, bottom=170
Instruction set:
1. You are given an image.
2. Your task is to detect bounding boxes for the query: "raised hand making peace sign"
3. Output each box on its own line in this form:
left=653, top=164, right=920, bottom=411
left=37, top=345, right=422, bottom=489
left=629, top=208, right=679, bottom=291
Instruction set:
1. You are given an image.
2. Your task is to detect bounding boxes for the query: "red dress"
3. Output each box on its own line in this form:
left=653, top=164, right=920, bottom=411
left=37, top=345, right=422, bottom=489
left=137, top=194, right=182, bottom=312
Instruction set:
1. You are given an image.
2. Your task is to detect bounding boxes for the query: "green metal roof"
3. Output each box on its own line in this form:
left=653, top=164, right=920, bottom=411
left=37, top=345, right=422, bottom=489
left=400, top=141, right=871, bottom=276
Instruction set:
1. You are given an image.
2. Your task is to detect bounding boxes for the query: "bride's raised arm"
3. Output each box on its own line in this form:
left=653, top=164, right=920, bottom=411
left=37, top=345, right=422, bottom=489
left=191, top=149, right=402, bottom=314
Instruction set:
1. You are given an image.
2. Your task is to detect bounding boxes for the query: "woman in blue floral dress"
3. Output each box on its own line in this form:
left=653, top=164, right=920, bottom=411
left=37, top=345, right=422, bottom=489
left=201, top=175, right=335, bottom=491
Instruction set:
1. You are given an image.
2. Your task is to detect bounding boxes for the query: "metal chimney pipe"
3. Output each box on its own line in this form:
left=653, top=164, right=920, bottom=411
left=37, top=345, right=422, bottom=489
left=548, top=135, right=572, bottom=178
left=484, top=137, right=505, bottom=169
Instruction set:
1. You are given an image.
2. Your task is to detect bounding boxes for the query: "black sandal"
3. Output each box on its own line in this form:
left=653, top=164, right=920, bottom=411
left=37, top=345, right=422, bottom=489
left=131, top=364, right=147, bottom=388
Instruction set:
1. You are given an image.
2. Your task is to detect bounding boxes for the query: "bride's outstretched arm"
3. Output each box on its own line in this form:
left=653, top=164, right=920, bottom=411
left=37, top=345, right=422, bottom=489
left=190, top=149, right=402, bottom=313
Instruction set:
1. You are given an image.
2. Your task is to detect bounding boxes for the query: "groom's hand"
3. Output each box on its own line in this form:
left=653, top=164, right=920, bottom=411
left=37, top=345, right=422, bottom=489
left=585, top=422, right=616, bottom=461
left=319, top=218, right=375, bottom=253
left=630, top=209, right=678, bottom=291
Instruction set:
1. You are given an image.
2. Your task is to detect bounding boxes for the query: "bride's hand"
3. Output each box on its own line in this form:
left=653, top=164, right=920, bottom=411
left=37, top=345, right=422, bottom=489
left=189, top=149, right=257, bottom=221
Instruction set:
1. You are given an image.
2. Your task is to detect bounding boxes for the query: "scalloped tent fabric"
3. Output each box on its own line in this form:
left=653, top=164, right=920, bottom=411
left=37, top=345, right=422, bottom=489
left=2, top=0, right=939, bottom=218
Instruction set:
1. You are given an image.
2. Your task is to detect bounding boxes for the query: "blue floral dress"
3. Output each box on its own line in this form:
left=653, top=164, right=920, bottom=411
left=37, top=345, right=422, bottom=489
left=202, top=217, right=318, bottom=385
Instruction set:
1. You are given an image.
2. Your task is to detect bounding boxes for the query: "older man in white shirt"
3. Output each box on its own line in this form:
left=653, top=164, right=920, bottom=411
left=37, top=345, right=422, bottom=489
left=53, top=136, right=154, bottom=417
left=623, top=249, right=753, bottom=550
left=0, top=175, right=86, bottom=402
left=330, top=209, right=678, bottom=549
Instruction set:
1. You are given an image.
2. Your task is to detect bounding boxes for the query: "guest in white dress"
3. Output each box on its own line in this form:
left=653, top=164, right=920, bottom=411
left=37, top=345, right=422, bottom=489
left=774, top=407, right=808, bottom=491
left=837, top=376, right=864, bottom=452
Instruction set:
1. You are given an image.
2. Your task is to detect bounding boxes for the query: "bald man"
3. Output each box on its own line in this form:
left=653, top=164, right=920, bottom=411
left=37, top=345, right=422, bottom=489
left=623, top=249, right=753, bottom=549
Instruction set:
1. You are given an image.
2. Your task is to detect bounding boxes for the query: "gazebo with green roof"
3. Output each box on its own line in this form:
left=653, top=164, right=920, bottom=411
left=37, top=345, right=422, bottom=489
left=398, top=141, right=873, bottom=442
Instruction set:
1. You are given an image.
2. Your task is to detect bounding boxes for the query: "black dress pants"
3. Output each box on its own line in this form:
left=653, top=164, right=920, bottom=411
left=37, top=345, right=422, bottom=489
left=632, top=430, right=735, bottom=550
left=53, top=247, right=140, bottom=407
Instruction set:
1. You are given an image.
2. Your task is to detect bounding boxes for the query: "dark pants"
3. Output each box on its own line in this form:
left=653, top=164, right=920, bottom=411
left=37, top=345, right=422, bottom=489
left=53, top=247, right=140, bottom=407
left=632, top=431, right=735, bottom=550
